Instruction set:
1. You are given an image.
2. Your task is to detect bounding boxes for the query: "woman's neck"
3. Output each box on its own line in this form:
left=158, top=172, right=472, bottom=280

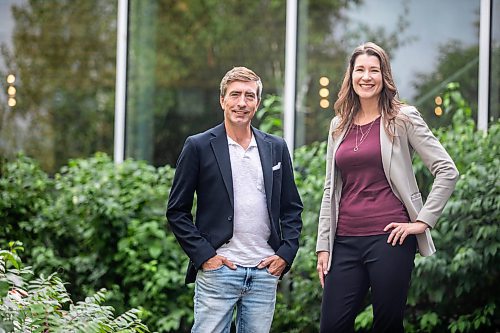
left=356, top=99, right=381, bottom=125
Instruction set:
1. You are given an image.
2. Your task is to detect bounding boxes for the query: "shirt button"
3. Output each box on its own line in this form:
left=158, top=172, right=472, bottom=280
left=227, top=216, right=233, bottom=221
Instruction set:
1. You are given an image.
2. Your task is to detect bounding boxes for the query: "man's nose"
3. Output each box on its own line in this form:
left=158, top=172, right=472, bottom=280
left=237, top=94, right=247, bottom=106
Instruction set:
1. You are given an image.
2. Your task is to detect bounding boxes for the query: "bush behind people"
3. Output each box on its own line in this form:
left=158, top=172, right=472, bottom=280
left=0, top=87, right=498, bottom=332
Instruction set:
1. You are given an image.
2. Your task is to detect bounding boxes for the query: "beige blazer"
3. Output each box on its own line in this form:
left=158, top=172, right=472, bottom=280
left=316, top=105, right=459, bottom=268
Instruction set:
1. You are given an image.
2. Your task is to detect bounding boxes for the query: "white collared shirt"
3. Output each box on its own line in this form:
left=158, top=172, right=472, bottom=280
left=216, top=135, right=275, bottom=266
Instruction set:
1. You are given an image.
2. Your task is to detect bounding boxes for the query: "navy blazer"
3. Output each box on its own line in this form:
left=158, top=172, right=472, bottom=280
left=167, top=123, right=303, bottom=284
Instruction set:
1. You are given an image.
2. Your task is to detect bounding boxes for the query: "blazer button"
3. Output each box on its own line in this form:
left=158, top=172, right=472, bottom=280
left=227, top=216, right=233, bottom=221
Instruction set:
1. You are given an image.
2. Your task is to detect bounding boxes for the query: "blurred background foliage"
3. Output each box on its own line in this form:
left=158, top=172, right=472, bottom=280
left=2, top=0, right=490, bottom=174
left=1, top=85, right=498, bottom=332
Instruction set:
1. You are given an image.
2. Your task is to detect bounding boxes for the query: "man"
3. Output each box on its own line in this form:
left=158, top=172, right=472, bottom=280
left=166, top=66, right=303, bottom=333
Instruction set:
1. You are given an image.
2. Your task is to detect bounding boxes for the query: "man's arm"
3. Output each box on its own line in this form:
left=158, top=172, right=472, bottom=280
left=166, top=137, right=217, bottom=269
left=274, top=141, right=303, bottom=267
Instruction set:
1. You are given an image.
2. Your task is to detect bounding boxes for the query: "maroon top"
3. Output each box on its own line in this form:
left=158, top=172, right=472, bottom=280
left=335, top=117, right=409, bottom=236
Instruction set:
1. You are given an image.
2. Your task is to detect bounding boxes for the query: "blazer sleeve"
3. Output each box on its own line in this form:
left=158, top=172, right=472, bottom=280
left=404, top=106, right=459, bottom=228
left=166, top=137, right=217, bottom=269
left=275, top=140, right=303, bottom=265
left=316, top=117, right=336, bottom=253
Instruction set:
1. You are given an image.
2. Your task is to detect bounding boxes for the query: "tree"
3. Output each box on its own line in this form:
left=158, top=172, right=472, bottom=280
left=0, top=0, right=117, bottom=172
left=412, top=41, right=479, bottom=128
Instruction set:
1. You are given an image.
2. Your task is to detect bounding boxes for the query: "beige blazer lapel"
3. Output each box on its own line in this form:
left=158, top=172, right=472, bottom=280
left=380, top=116, right=393, bottom=189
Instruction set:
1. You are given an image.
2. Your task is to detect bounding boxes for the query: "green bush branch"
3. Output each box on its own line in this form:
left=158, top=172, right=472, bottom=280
left=0, top=244, right=150, bottom=332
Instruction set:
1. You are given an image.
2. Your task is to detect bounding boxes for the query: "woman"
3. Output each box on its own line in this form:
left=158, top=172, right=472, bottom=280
left=316, top=42, right=459, bottom=332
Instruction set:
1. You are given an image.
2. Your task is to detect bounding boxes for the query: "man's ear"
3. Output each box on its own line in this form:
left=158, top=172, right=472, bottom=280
left=220, top=95, right=225, bottom=109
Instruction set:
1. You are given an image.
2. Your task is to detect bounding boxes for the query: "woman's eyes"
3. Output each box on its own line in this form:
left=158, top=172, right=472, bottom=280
left=354, top=68, right=380, bottom=73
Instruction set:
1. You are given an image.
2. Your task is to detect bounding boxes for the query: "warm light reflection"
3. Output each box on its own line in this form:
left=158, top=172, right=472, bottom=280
left=319, top=76, right=329, bottom=86
left=320, top=99, right=329, bottom=109
left=7, top=74, right=15, bottom=84
left=8, top=98, right=16, bottom=107
left=434, top=106, right=443, bottom=116
left=7, top=86, right=16, bottom=96
left=319, top=88, right=329, bottom=98
left=435, top=96, right=442, bottom=105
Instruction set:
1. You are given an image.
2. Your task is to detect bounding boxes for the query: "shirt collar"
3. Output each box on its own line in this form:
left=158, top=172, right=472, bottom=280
left=227, top=134, right=257, bottom=148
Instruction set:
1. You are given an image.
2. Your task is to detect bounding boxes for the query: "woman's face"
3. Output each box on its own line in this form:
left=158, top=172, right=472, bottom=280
left=351, top=54, right=383, bottom=102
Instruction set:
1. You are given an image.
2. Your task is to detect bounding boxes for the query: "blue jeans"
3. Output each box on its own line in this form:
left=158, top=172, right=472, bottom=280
left=192, top=265, right=280, bottom=333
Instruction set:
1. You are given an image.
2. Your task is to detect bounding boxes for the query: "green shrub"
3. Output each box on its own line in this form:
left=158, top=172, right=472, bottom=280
left=255, top=94, right=284, bottom=137
left=271, top=141, right=326, bottom=333
left=0, top=154, right=52, bottom=252
left=0, top=153, right=192, bottom=332
left=0, top=90, right=498, bottom=332
left=406, top=84, right=500, bottom=332
left=0, top=242, right=150, bottom=332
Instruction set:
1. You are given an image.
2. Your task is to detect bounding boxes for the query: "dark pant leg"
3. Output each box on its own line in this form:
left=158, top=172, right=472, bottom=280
left=364, top=235, right=417, bottom=333
left=320, top=237, right=370, bottom=333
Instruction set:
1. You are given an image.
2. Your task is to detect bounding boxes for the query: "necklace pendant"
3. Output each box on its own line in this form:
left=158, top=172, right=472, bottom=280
left=354, top=147, right=359, bottom=152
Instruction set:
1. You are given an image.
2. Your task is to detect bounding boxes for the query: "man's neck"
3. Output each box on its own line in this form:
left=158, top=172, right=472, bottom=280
left=225, top=123, right=253, bottom=150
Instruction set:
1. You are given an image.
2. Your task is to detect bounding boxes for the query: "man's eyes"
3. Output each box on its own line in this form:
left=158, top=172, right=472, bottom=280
left=229, top=93, right=256, bottom=99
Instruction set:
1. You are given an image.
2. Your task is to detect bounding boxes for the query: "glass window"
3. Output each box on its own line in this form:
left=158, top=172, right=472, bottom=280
left=296, top=0, right=481, bottom=146
left=126, top=1, right=286, bottom=167
left=491, top=0, right=500, bottom=121
left=0, top=1, right=117, bottom=173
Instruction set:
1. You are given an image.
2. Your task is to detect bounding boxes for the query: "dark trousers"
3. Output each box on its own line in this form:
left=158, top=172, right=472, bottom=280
left=320, top=234, right=416, bottom=333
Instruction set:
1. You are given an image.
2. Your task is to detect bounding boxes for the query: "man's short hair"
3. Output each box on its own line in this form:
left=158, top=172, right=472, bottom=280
left=220, top=66, right=263, bottom=99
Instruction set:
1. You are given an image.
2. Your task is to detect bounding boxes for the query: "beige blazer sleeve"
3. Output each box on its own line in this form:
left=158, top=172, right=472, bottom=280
left=316, top=117, right=338, bottom=253
left=401, top=106, right=459, bottom=228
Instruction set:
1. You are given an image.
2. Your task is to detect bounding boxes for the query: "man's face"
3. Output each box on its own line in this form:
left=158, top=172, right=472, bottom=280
left=220, top=81, right=260, bottom=128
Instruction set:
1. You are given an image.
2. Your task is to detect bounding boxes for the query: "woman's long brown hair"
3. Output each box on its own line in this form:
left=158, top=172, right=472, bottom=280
left=333, top=42, right=404, bottom=138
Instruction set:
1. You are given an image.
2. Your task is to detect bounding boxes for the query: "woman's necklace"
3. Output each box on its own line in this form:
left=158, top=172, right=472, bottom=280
left=354, top=117, right=377, bottom=152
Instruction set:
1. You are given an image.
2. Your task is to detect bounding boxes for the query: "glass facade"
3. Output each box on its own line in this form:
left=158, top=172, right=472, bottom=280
left=296, top=0, right=481, bottom=146
left=126, top=0, right=287, bottom=167
left=0, top=0, right=117, bottom=173
left=491, top=0, right=500, bottom=121
left=0, top=0, right=497, bottom=170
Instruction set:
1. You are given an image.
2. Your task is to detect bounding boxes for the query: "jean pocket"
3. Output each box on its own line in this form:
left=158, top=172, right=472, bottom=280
left=264, top=268, right=280, bottom=278
left=202, top=264, right=225, bottom=273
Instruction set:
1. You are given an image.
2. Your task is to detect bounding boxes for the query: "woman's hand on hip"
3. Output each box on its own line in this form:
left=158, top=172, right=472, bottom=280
left=317, top=251, right=329, bottom=288
left=384, top=221, right=429, bottom=246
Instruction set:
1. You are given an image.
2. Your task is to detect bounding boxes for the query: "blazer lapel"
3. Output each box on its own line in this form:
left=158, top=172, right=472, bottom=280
left=254, top=128, right=273, bottom=209
left=380, top=116, right=393, bottom=187
left=210, top=124, right=234, bottom=208
left=332, top=123, right=348, bottom=167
